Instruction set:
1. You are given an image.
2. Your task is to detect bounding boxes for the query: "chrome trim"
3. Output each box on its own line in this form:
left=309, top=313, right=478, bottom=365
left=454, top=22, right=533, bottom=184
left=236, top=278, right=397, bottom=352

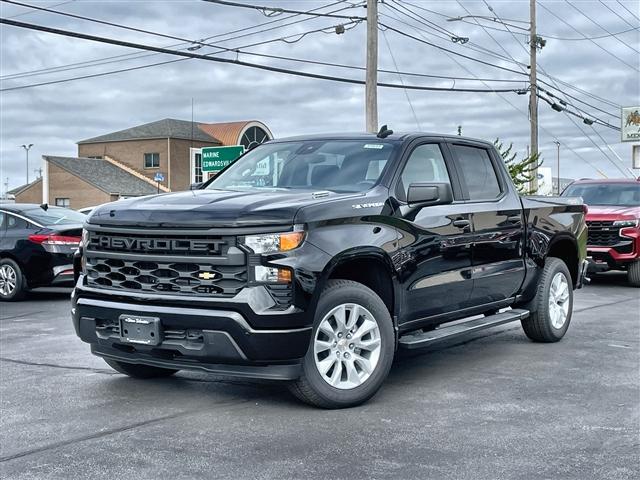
left=76, top=280, right=299, bottom=315
left=84, top=248, right=244, bottom=265
left=53, top=264, right=73, bottom=276
left=76, top=297, right=311, bottom=334
left=84, top=224, right=292, bottom=236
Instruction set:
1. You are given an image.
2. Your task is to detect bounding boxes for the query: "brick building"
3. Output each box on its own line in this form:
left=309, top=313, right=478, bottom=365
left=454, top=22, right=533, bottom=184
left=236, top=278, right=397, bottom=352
left=11, top=118, right=273, bottom=209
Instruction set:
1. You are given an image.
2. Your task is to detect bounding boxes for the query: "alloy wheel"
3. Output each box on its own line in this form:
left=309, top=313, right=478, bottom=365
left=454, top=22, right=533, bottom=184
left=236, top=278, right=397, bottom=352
left=548, top=272, right=570, bottom=329
left=313, top=303, right=382, bottom=390
left=0, top=264, right=17, bottom=297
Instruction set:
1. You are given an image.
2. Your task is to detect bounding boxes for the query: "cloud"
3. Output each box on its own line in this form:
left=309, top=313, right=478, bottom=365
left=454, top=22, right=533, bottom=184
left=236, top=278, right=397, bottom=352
left=1, top=0, right=639, bottom=192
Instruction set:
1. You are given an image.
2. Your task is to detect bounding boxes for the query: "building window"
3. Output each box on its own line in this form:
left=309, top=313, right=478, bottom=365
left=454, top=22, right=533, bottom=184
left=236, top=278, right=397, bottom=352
left=194, top=153, right=202, bottom=183
left=86, top=156, right=103, bottom=159
left=240, top=126, right=270, bottom=150
left=55, top=198, right=70, bottom=208
left=144, top=152, right=160, bottom=169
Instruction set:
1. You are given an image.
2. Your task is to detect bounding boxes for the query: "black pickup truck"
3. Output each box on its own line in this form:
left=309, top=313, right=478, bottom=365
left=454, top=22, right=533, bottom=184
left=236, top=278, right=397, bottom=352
left=72, top=131, right=588, bottom=408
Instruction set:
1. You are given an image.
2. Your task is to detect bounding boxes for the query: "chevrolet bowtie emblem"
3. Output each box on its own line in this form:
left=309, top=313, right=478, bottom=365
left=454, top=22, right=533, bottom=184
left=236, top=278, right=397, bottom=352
left=198, top=271, right=217, bottom=280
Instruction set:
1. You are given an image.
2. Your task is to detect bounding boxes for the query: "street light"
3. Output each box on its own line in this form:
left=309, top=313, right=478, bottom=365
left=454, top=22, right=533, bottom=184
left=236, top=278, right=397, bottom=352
left=554, top=141, right=561, bottom=194
left=20, top=144, right=34, bottom=184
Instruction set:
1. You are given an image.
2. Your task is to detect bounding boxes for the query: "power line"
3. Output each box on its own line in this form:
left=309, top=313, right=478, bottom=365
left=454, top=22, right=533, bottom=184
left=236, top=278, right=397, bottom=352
left=4, top=0, right=73, bottom=18
left=616, top=0, right=640, bottom=22
left=380, top=23, right=529, bottom=76
left=481, top=1, right=620, bottom=127
left=401, top=0, right=638, bottom=40
left=485, top=1, right=631, bottom=177
left=0, top=3, right=529, bottom=88
left=0, top=17, right=523, bottom=94
left=565, top=0, right=639, bottom=55
left=599, top=0, right=637, bottom=29
left=200, top=0, right=365, bottom=20
left=0, top=0, right=358, bottom=55
left=538, top=1, right=639, bottom=73
left=380, top=28, right=421, bottom=130
left=384, top=1, right=528, bottom=68
left=1, top=0, right=356, bottom=80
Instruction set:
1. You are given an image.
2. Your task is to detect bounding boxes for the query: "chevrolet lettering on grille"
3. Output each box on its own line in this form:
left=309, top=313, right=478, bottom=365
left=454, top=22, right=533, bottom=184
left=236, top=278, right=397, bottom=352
left=90, top=235, right=226, bottom=254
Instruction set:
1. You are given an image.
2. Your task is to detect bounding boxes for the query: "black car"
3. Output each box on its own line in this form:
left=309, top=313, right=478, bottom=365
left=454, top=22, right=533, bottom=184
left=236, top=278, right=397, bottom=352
left=0, top=204, right=85, bottom=300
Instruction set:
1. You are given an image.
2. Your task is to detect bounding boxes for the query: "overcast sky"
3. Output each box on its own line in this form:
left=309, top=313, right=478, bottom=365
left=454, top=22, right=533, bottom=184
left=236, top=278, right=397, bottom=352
left=1, top=0, right=639, bottom=193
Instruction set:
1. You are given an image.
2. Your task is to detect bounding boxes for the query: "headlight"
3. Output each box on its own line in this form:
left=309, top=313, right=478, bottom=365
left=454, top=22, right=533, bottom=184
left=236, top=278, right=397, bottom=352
left=243, top=230, right=305, bottom=254
left=81, top=228, right=89, bottom=248
left=612, top=219, right=639, bottom=228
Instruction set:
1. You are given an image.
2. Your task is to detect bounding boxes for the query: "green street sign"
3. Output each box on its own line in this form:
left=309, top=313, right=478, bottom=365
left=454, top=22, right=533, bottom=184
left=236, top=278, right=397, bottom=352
left=201, top=145, right=245, bottom=172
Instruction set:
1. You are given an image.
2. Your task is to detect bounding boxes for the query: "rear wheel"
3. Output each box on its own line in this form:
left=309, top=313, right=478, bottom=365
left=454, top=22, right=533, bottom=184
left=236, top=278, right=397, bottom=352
left=0, top=258, right=26, bottom=301
left=104, top=358, right=179, bottom=379
left=520, top=257, right=573, bottom=343
left=289, top=280, right=394, bottom=409
left=628, top=260, right=640, bottom=287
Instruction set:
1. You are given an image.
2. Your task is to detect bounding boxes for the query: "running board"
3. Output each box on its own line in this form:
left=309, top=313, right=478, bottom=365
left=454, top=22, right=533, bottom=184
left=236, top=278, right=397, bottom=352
left=398, top=309, right=529, bottom=350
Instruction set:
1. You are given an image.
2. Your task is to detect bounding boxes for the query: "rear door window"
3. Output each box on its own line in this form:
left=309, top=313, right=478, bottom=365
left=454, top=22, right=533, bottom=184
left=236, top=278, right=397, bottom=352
left=451, top=145, right=502, bottom=200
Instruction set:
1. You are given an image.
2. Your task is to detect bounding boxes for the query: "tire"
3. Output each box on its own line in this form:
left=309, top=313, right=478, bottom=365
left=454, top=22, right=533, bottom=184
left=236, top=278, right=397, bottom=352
left=104, top=358, right=179, bottom=379
left=627, top=260, right=640, bottom=287
left=289, top=280, right=395, bottom=409
left=520, top=257, right=573, bottom=343
left=0, top=258, right=26, bottom=301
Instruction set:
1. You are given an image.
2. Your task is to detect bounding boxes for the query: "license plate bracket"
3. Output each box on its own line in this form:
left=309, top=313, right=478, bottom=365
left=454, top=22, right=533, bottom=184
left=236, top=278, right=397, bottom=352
left=119, top=315, right=161, bottom=346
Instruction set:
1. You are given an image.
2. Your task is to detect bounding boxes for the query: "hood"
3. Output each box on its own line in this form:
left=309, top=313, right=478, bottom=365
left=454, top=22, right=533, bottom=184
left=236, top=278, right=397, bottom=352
left=87, top=189, right=357, bottom=227
left=585, top=204, right=640, bottom=221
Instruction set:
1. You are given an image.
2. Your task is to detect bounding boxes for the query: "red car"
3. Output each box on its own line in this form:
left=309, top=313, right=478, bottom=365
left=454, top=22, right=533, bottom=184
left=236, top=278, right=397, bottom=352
left=563, top=178, right=640, bottom=286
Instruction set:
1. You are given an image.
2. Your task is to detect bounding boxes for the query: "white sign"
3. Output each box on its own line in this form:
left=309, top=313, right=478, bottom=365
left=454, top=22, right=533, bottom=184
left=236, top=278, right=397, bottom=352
left=622, top=106, right=640, bottom=142
left=537, top=167, right=553, bottom=196
left=154, top=172, right=165, bottom=182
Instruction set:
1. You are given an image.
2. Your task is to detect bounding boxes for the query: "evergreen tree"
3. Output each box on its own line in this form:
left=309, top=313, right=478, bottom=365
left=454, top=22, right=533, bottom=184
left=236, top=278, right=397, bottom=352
left=494, top=139, right=543, bottom=194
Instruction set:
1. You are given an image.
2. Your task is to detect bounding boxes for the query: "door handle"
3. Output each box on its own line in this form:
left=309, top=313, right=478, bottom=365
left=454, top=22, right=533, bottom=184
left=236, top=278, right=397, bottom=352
left=453, top=219, right=471, bottom=229
left=507, top=215, right=522, bottom=224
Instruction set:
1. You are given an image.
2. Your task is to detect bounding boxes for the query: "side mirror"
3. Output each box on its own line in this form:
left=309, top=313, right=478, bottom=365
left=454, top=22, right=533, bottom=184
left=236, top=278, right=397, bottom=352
left=407, top=182, right=453, bottom=207
left=189, top=182, right=204, bottom=190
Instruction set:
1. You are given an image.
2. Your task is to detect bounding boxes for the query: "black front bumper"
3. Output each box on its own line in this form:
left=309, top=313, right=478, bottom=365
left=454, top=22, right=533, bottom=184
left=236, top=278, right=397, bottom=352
left=72, top=288, right=312, bottom=381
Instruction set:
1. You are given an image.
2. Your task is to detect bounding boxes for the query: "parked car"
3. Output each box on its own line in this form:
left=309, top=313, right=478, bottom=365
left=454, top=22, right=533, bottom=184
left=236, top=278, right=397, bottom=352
left=72, top=131, right=587, bottom=408
left=78, top=206, right=97, bottom=215
left=0, top=204, right=85, bottom=300
left=562, top=178, right=640, bottom=286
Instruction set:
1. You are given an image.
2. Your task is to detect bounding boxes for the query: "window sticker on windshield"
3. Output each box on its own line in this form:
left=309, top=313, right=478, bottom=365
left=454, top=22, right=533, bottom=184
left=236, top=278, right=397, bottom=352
left=364, top=144, right=384, bottom=149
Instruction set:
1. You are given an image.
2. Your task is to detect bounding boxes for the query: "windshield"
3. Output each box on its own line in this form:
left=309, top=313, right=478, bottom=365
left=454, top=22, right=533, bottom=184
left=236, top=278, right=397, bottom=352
left=206, top=140, right=397, bottom=193
left=23, top=206, right=87, bottom=225
left=563, top=183, right=640, bottom=207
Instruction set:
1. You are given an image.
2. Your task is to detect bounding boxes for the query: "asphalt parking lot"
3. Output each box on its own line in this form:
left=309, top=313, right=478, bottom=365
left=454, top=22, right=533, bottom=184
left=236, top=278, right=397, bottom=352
left=1, top=274, right=638, bottom=480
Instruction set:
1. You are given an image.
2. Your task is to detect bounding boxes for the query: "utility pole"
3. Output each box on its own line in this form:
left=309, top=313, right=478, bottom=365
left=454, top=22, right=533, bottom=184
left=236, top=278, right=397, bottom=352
left=554, top=141, right=561, bottom=194
left=20, top=144, right=33, bottom=184
left=529, top=0, right=538, bottom=193
left=365, top=0, right=378, bottom=133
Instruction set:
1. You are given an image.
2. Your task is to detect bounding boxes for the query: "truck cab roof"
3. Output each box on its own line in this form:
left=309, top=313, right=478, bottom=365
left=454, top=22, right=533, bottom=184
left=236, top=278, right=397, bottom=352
left=267, top=132, right=495, bottom=148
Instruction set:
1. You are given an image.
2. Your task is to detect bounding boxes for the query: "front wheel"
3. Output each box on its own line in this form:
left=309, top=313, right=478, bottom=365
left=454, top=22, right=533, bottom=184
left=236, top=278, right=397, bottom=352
left=289, top=280, right=395, bottom=409
left=520, top=257, right=574, bottom=343
left=627, top=260, right=640, bottom=287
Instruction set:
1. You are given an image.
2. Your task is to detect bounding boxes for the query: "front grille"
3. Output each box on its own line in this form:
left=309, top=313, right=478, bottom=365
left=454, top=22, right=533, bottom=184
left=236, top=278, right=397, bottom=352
left=85, top=230, right=247, bottom=297
left=86, top=258, right=246, bottom=296
left=587, top=221, right=619, bottom=246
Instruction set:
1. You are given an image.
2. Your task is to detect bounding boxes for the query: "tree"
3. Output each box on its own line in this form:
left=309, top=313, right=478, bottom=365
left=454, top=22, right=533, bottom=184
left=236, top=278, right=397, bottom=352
left=494, top=139, right=543, bottom=194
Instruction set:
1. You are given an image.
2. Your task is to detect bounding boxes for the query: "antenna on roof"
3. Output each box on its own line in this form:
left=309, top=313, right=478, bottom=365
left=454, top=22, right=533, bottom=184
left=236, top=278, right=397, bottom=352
left=377, top=125, right=393, bottom=139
